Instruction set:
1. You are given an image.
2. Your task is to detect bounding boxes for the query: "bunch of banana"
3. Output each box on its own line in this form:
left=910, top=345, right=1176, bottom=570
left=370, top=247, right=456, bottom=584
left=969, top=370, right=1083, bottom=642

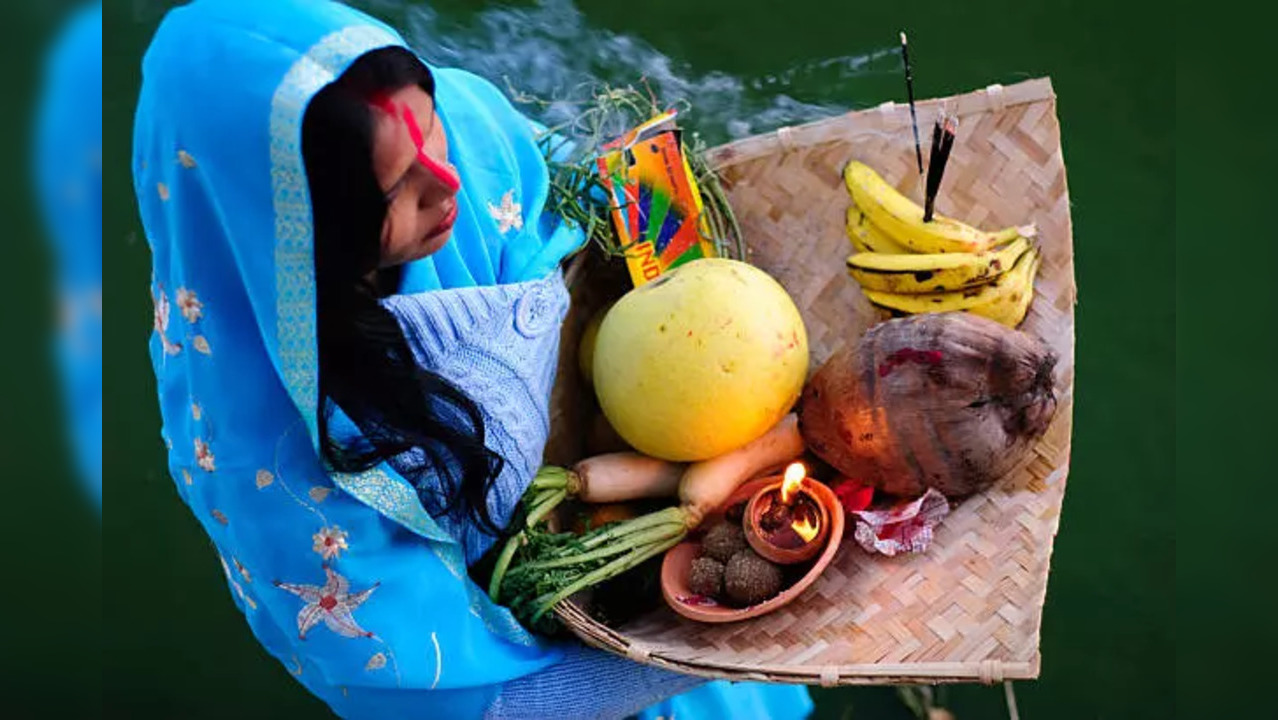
left=841, top=160, right=1041, bottom=328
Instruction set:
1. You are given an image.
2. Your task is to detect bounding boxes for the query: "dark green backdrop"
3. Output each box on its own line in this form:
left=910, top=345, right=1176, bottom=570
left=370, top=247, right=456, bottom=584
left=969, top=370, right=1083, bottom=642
left=96, top=1, right=1174, bottom=718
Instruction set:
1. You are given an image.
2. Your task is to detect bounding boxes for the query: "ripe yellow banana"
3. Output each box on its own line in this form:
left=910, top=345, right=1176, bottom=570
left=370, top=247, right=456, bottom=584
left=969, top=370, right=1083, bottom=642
left=862, top=246, right=1038, bottom=316
left=846, top=237, right=1031, bottom=294
left=844, top=160, right=1035, bottom=254
left=967, top=248, right=1041, bottom=328
left=845, top=207, right=913, bottom=254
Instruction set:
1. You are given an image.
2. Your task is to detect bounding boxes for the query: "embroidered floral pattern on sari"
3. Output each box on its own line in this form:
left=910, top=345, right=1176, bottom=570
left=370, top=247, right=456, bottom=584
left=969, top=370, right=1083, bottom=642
left=275, top=566, right=379, bottom=640
left=152, top=285, right=182, bottom=356
left=312, top=526, right=349, bottom=561
left=261, top=458, right=403, bottom=684
left=256, top=469, right=275, bottom=489
left=488, top=189, right=523, bottom=233
left=176, top=288, right=203, bottom=323
left=233, top=557, right=253, bottom=583
left=194, top=438, right=215, bottom=472
left=153, top=289, right=168, bottom=334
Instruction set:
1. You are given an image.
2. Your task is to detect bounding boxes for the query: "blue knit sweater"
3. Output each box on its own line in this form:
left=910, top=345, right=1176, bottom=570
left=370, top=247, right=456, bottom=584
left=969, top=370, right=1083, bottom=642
left=381, top=270, right=569, bottom=565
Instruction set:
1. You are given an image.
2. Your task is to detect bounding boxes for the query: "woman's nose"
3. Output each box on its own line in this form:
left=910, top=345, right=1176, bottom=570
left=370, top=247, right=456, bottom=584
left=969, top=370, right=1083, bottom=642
left=417, top=149, right=460, bottom=193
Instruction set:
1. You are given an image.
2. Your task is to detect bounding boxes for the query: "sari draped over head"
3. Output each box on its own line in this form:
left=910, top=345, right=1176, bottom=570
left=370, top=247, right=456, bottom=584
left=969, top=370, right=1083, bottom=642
left=134, top=1, right=813, bottom=717
left=36, top=1, right=102, bottom=511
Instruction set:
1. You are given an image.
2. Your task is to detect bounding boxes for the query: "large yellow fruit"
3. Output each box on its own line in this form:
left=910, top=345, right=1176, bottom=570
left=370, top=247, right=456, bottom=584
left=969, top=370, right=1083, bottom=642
left=578, top=302, right=613, bottom=388
left=592, top=258, right=809, bottom=461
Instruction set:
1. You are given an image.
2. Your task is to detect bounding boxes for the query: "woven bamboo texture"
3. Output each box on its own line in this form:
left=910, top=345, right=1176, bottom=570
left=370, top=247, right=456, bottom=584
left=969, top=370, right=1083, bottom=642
left=546, top=77, right=1076, bottom=686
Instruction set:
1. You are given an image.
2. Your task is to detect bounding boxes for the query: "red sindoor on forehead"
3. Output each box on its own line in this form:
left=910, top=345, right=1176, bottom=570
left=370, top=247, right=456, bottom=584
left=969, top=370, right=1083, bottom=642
left=368, top=94, right=460, bottom=192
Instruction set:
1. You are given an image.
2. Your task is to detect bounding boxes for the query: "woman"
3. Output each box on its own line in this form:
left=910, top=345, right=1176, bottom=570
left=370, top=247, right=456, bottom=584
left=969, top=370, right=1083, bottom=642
left=35, top=0, right=102, bottom=512
left=133, top=1, right=814, bottom=718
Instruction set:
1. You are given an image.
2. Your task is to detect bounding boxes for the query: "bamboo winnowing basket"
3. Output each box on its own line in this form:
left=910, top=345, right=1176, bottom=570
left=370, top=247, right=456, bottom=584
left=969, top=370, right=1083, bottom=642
left=544, top=77, right=1076, bottom=686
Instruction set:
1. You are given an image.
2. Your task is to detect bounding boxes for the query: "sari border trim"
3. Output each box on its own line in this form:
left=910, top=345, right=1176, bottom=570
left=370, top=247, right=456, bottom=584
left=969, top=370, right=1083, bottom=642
left=270, top=24, right=398, bottom=446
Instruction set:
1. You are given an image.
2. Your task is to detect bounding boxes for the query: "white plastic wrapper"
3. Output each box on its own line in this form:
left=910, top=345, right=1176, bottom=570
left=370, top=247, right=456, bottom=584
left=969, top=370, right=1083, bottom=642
left=851, top=488, right=951, bottom=556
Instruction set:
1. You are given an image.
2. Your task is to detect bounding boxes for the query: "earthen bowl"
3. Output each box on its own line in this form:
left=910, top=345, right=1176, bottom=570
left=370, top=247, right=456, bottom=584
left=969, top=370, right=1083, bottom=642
left=660, top=475, right=845, bottom=623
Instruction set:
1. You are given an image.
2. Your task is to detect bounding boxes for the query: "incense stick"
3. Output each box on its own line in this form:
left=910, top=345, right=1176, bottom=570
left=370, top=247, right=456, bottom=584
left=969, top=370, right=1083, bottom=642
left=922, top=113, right=943, bottom=222
left=928, top=111, right=943, bottom=174
left=899, top=32, right=923, bottom=176
left=923, top=112, right=958, bottom=222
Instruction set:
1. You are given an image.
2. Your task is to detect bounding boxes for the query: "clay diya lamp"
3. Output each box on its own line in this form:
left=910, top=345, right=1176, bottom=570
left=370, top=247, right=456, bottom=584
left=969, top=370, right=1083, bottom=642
left=661, top=470, right=846, bottom=623
left=743, top=462, right=832, bottom=565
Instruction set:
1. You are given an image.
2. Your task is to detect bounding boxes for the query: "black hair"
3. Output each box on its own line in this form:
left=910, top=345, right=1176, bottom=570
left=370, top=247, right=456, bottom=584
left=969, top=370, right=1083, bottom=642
left=301, top=45, right=508, bottom=539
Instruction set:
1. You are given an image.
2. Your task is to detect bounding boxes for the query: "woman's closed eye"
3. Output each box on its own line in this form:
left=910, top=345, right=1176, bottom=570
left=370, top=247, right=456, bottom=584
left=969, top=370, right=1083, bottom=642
left=385, top=174, right=408, bottom=202
left=384, top=113, right=448, bottom=201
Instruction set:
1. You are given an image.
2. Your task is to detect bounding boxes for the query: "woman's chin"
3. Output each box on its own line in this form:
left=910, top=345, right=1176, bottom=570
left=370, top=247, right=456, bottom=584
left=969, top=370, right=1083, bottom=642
left=415, top=229, right=454, bottom=260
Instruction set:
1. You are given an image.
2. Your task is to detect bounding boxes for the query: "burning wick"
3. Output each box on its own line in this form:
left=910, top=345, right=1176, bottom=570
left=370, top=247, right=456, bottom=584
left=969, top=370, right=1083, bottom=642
left=780, top=462, right=806, bottom=505
left=791, top=515, right=819, bottom=544
left=760, top=463, right=822, bottom=547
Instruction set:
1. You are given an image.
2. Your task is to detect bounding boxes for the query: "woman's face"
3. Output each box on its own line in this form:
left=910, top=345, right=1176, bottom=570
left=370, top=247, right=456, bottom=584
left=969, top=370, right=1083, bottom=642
left=369, top=84, right=460, bottom=267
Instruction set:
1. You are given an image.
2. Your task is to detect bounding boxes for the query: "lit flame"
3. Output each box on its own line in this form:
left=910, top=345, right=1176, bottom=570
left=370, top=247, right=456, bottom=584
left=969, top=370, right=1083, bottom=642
left=792, top=516, right=819, bottom=543
left=780, top=463, right=806, bottom=505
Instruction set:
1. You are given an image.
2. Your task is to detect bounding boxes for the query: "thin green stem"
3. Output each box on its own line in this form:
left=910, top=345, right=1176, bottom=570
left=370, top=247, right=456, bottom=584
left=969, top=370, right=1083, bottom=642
left=508, top=523, right=683, bottom=574
left=578, top=507, right=686, bottom=550
left=514, top=83, right=743, bottom=265
left=526, top=489, right=567, bottom=528
left=487, top=531, right=524, bottom=601
left=530, top=533, right=685, bottom=623
left=531, top=466, right=571, bottom=492
left=487, top=485, right=568, bottom=601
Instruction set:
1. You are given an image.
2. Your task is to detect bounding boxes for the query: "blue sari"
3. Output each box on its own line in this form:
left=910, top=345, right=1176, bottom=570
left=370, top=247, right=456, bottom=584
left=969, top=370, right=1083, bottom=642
left=133, top=1, right=812, bottom=717
left=35, top=1, right=102, bottom=511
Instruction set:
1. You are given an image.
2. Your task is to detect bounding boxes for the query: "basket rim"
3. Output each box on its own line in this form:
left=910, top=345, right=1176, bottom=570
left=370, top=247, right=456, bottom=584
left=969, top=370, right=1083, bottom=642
left=705, top=77, right=1056, bottom=172
left=554, top=603, right=1039, bottom=686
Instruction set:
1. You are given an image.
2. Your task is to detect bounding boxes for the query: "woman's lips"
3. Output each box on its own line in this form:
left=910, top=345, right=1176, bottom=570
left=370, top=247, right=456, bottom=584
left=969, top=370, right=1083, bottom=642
left=424, top=202, right=459, bottom=241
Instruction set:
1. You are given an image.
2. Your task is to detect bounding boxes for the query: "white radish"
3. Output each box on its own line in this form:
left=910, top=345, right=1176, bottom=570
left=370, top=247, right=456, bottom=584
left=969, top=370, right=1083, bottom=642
left=677, top=413, right=804, bottom=527
left=569, top=453, right=684, bottom=503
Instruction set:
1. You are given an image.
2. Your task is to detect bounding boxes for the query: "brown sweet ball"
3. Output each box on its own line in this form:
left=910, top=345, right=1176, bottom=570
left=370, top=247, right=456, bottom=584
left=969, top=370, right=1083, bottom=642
left=700, top=520, right=748, bottom=563
left=688, top=556, right=725, bottom=598
left=723, top=549, right=784, bottom=606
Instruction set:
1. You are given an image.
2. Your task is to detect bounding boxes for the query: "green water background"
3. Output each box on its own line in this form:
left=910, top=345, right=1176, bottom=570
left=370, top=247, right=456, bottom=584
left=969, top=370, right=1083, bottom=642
left=88, top=0, right=1173, bottom=717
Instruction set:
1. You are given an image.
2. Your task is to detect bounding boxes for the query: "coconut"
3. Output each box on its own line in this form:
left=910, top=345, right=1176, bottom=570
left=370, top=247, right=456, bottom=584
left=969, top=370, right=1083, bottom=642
left=799, top=312, right=1058, bottom=497
left=723, top=549, right=783, bottom=606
